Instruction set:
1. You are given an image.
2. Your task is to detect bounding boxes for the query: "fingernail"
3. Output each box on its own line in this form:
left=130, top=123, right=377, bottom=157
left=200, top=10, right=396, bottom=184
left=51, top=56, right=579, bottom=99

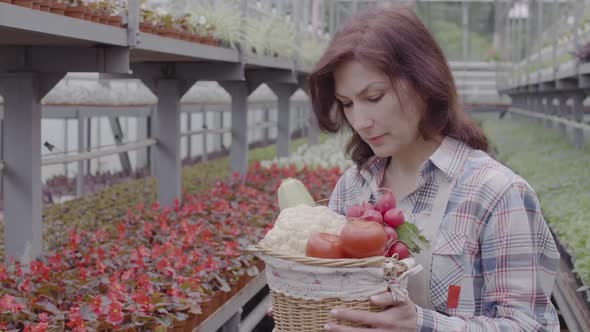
left=324, top=324, right=331, bottom=330
left=370, top=295, right=377, bottom=302
left=329, top=309, right=338, bottom=316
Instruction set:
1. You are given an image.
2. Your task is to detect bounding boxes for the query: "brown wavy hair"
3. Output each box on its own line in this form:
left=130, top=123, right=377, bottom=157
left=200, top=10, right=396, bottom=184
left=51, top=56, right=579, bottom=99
left=308, top=6, right=488, bottom=168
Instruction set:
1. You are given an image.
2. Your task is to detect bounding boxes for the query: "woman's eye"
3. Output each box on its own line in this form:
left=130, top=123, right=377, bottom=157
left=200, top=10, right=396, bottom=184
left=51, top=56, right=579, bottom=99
left=368, top=95, right=383, bottom=103
left=340, top=101, right=352, bottom=109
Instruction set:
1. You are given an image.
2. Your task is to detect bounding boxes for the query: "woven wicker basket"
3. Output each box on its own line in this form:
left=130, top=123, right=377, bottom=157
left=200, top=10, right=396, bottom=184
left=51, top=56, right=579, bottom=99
left=249, top=244, right=406, bottom=332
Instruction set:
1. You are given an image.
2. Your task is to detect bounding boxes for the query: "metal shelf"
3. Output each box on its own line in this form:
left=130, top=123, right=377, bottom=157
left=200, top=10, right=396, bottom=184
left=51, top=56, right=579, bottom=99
left=246, top=54, right=294, bottom=71
left=133, top=34, right=240, bottom=63
left=0, top=3, right=127, bottom=46
left=0, top=4, right=308, bottom=74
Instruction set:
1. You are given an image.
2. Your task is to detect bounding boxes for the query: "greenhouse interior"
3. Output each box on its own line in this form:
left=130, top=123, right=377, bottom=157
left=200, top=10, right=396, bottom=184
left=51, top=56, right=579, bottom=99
left=0, top=0, right=589, bottom=330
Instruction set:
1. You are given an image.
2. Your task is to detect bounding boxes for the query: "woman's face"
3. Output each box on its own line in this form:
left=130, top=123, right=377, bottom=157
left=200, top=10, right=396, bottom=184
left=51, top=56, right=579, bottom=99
left=334, top=60, right=425, bottom=158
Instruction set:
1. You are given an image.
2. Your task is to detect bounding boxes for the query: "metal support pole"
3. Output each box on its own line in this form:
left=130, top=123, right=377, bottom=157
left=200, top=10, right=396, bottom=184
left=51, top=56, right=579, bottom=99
left=187, top=112, right=192, bottom=160
left=572, top=93, right=586, bottom=148
left=63, top=119, right=68, bottom=177
left=540, top=97, right=547, bottom=125
left=545, top=96, right=554, bottom=128
left=108, top=117, right=132, bottom=172
left=0, top=72, right=63, bottom=261
left=86, top=117, right=92, bottom=174
left=136, top=116, right=149, bottom=170
left=96, top=117, right=102, bottom=172
left=220, top=81, right=250, bottom=176
left=329, top=0, right=336, bottom=34
left=76, top=111, right=86, bottom=197
left=558, top=97, right=568, bottom=138
left=202, top=108, right=208, bottom=162
left=218, top=110, right=224, bottom=151
left=269, top=83, right=297, bottom=158
left=263, top=107, right=270, bottom=145
left=462, top=1, right=469, bottom=61
left=154, top=79, right=182, bottom=207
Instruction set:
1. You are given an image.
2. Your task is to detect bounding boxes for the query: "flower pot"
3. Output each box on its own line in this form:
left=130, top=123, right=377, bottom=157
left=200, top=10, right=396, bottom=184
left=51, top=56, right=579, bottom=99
left=13, top=0, right=33, bottom=8
left=184, top=313, right=199, bottom=332
left=49, top=2, right=65, bottom=15
left=107, top=15, right=122, bottom=27
left=65, top=5, right=85, bottom=19
left=32, top=0, right=40, bottom=10
left=168, top=317, right=188, bottom=332
left=99, top=15, right=108, bottom=24
left=159, top=28, right=178, bottom=39
left=90, top=14, right=100, bottom=22
left=39, top=0, right=51, bottom=11
left=139, top=22, right=153, bottom=33
left=180, top=31, right=191, bottom=41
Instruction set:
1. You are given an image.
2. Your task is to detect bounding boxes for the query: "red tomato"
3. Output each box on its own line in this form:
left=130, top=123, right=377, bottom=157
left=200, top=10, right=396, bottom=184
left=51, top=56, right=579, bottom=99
left=305, top=233, right=346, bottom=259
left=340, top=219, right=388, bottom=258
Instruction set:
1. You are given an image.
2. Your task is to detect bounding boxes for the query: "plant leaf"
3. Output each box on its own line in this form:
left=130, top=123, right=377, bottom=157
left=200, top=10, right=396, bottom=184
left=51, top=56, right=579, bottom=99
left=396, top=223, right=430, bottom=253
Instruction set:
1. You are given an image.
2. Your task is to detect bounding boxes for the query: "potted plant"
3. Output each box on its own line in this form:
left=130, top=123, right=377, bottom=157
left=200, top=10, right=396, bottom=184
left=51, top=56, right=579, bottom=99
left=104, top=0, right=122, bottom=27
left=140, top=9, right=156, bottom=33
left=13, top=0, right=33, bottom=8
left=39, top=0, right=52, bottom=11
left=49, top=0, right=66, bottom=15
left=158, top=13, right=178, bottom=38
left=87, top=1, right=100, bottom=22
left=64, top=0, right=86, bottom=19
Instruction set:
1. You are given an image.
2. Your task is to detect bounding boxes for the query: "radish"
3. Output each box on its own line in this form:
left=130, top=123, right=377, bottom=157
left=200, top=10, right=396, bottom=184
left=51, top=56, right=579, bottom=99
left=345, top=202, right=373, bottom=219
left=383, top=225, right=398, bottom=243
left=374, top=191, right=396, bottom=215
left=387, top=241, right=410, bottom=259
left=383, top=208, right=404, bottom=228
left=360, top=209, right=383, bottom=224
left=345, top=205, right=365, bottom=218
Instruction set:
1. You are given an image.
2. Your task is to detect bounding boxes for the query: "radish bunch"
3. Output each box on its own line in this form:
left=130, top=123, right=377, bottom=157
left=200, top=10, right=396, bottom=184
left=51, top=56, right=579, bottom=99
left=344, top=190, right=410, bottom=259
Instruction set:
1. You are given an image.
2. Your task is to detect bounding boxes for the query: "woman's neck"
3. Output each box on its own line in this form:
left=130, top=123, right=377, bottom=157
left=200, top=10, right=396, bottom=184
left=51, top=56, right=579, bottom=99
left=387, top=135, right=444, bottom=178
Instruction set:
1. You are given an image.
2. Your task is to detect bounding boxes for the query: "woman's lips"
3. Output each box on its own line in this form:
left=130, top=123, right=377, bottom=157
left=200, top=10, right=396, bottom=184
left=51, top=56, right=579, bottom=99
left=367, top=134, right=386, bottom=145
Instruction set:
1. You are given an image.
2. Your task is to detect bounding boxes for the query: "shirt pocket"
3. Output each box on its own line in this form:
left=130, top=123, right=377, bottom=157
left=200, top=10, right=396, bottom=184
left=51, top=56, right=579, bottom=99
left=430, top=230, right=467, bottom=311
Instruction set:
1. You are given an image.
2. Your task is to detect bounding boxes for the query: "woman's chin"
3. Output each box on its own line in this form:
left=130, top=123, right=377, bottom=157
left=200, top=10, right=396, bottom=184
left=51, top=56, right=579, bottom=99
left=371, top=146, right=395, bottom=158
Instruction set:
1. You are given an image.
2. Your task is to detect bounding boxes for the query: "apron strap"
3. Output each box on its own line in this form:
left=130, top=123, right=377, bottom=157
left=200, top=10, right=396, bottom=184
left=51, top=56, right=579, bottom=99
left=407, top=147, right=469, bottom=310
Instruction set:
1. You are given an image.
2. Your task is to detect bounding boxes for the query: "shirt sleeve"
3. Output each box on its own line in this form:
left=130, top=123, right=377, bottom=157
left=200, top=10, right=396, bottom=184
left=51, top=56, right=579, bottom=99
left=416, top=180, right=561, bottom=331
left=328, top=172, right=347, bottom=215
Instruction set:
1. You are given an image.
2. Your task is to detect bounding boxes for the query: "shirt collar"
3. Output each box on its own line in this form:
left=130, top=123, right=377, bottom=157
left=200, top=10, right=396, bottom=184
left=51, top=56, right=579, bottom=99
left=357, top=136, right=471, bottom=185
left=425, top=136, right=471, bottom=181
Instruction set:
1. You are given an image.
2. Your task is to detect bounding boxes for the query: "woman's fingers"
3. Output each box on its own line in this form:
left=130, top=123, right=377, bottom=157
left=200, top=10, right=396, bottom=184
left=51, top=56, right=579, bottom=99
left=267, top=305, right=273, bottom=317
left=369, top=291, right=406, bottom=307
left=329, top=308, right=381, bottom=327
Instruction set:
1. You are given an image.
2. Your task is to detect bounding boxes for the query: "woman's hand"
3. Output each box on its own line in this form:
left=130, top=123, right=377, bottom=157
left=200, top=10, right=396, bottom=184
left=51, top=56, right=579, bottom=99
left=323, top=291, right=417, bottom=331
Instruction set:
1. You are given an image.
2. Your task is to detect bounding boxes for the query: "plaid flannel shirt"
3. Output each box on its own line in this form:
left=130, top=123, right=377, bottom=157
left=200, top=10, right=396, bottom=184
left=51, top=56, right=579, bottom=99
left=328, top=136, right=560, bottom=331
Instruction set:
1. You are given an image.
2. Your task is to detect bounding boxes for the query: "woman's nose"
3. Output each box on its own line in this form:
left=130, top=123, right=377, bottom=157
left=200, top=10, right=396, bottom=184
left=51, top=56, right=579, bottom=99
left=349, top=108, right=374, bottom=130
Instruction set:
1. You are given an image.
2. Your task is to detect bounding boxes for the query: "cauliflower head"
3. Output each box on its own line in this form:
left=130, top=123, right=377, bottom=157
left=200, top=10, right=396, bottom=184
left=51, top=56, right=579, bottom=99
left=260, top=204, right=347, bottom=256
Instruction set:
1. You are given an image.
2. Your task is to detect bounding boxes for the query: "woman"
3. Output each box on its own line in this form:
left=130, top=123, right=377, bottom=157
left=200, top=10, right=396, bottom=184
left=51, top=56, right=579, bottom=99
left=308, top=5, right=560, bottom=332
